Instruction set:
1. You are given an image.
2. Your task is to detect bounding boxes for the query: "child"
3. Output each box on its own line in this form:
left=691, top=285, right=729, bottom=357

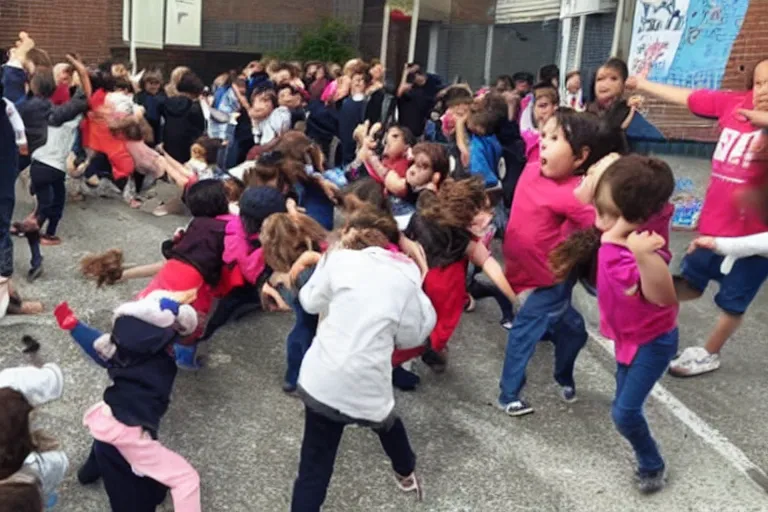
left=457, top=108, right=502, bottom=190
left=382, top=142, right=450, bottom=218
left=563, top=70, right=584, bottom=111
left=587, top=58, right=641, bottom=152
left=134, top=69, right=166, bottom=148
left=260, top=212, right=330, bottom=392
left=160, top=71, right=206, bottom=163
left=0, top=349, right=68, bottom=509
left=338, top=67, right=370, bottom=166
left=248, top=88, right=291, bottom=158
left=587, top=154, right=677, bottom=493
left=16, top=58, right=91, bottom=280
left=522, top=82, right=559, bottom=158
left=628, top=58, right=768, bottom=377
left=498, top=109, right=604, bottom=416
left=54, top=293, right=201, bottom=512
left=362, top=124, right=415, bottom=183
left=290, top=209, right=436, bottom=510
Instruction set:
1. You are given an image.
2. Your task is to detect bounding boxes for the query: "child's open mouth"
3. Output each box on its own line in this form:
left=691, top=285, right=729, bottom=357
left=540, top=157, right=548, bottom=167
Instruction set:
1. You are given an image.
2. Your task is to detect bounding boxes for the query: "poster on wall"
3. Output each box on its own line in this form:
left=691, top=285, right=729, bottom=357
left=628, top=0, right=750, bottom=88
left=165, top=0, right=202, bottom=47
left=122, top=0, right=165, bottom=49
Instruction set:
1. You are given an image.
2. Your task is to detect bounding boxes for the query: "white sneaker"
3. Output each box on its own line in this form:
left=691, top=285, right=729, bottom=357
left=669, top=347, right=721, bottom=377
left=0, top=277, right=9, bottom=320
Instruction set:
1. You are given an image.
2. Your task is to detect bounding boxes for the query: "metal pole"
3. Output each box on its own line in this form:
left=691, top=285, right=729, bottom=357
left=129, top=0, right=138, bottom=75
left=611, top=0, right=626, bottom=56
left=574, top=15, right=586, bottom=70
left=407, top=0, right=421, bottom=63
left=559, top=16, right=572, bottom=85
left=484, top=24, right=494, bottom=86
left=380, top=2, right=391, bottom=72
left=427, top=23, right=439, bottom=74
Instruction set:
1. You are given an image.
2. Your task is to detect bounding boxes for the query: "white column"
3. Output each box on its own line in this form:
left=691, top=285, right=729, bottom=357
left=129, top=0, right=138, bottom=75
left=574, top=15, right=587, bottom=70
left=484, top=24, right=494, bottom=85
left=407, top=0, right=421, bottom=63
left=611, top=0, right=626, bottom=56
left=559, top=16, right=572, bottom=85
left=380, top=3, right=391, bottom=69
left=427, top=23, right=439, bottom=74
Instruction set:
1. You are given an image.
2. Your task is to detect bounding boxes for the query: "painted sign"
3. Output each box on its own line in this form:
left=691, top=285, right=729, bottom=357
left=165, top=0, right=202, bottom=47
left=628, top=0, right=690, bottom=80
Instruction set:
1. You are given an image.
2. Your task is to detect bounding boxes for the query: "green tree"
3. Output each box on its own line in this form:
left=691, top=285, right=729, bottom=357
left=284, top=18, right=358, bottom=63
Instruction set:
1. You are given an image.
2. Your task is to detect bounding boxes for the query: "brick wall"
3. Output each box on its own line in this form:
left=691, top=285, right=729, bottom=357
left=0, top=0, right=113, bottom=64
left=644, top=0, right=767, bottom=142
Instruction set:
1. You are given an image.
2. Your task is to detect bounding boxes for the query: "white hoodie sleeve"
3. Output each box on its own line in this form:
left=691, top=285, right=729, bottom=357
left=4, top=98, right=27, bottom=146
left=715, top=233, right=768, bottom=259
left=394, top=287, right=437, bottom=350
left=299, top=253, right=333, bottom=315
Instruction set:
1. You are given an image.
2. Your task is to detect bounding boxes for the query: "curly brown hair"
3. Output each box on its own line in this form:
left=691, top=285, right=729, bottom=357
left=548, top=227, right=601, bottom=282
left=81, top=249, right=124, bottom=287
left=275, top=131, right=326, bottom=178
left=0, top=482, right=43, bottom=512
left=412, top=142, right=449, bottom=183
left=261, top=213, right=329, bottom=273
left=419, top=176, right=487, bottom=229
left=0, top=389, right=34, bottom=480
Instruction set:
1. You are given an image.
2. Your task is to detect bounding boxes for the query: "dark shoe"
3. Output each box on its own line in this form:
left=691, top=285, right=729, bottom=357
left=282, top=381, right=298, bottom=394
left=500, top=317, right=514, bottom=330
left=560, top=385, right=577, bottom=403
left=77, top=458, right=101, bottom=485
left=421, top=347, right=447, bottom=374
left=636, top=466, right=667, bottom=494
left=498, top=399, right=534, bottom=417
left=27, top=265, right=43, bottom=283
left=392, top=366, right=421, bottom=391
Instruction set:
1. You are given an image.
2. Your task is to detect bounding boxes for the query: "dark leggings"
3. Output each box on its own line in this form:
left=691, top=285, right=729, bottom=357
left=30, top=161, right=66, bottom=237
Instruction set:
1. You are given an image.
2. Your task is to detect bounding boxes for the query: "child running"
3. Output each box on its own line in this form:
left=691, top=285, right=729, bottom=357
left=498, top=109, right=605, bottom=416
left=290, top=208, right=436, bottom=511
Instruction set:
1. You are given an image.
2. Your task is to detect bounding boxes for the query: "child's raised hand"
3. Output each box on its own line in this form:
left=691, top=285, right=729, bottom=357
left=687, top=236, right=717, bottom=254
left=286, top=198, right=307, bottom=218
left=290, top=251, right=322, bottom=284
left=627, top=231, right=665, bottom=256
left=627, top=95, right=644, bottom=109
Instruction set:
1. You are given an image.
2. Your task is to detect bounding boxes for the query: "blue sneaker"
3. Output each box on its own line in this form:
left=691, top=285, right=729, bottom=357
left=174, top=344, right=203, bottom=370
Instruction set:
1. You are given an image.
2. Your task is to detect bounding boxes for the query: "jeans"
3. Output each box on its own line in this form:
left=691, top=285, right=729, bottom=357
left=30, top=161, right=66, bottom=236
left=291, top=406, right=416, bottom=512
left=202, top=284, right=262, bottom=340
left=285, top=296, right=319, bottom=387
left=498, top=278, right=587, bottom=404
left=612, top=328, right=678, bottom=475
left=0, top=197, right=13, bottom=277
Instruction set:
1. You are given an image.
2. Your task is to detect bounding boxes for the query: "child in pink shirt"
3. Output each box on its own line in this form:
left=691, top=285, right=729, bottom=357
left=498, top=109, right=607, bottom=416
left=592, top=155, right=678, bottom=494
left=630, top=58, right=768, bottom=377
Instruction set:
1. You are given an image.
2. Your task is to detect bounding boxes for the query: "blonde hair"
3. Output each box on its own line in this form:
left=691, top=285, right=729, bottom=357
left=165, top=66, right=191, bottom=97
left=261, top=213, right=328, bottom=273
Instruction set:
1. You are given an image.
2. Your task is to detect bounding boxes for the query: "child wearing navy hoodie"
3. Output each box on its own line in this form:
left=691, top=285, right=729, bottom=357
left=54, top=292, right=201, bottom=512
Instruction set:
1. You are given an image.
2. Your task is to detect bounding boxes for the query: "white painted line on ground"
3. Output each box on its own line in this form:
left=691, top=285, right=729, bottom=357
left=587, top=326, right=768, bottom=494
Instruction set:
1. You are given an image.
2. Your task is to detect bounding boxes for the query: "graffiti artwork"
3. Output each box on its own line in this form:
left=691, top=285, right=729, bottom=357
left=629, top=0, right=690, bottom=79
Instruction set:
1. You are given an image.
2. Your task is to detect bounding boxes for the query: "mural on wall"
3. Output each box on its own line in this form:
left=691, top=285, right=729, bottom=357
left=627, top=0, right=751, bottom=141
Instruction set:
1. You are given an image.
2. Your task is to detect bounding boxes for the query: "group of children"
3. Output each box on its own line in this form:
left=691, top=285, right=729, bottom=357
left=2, top=28, right=768, bottom=511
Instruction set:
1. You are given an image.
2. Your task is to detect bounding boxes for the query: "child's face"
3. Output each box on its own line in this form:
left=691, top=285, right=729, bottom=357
left=566, top=74, right=581, bottom=94
left=370, top=64, right=384, bottom=81
left=55, top=68, right=73, bottom=87
left=190, top=143, right=207, bottom=163
left=272, top=69, right=292, bottom=86
left=467, top=118, right=486, bottom=136
left=450, top=103, right=470, bottom=119
left=594, top=184, right=620, bottom=233
left=753, top=60, right=768, bottom=111
left=595, top=66, right=624, bottom=104
left=406, top=152, right=435, bottom=188
left=534, top=97, right=556, bottom=128
left=145, top=80, right=161, bottom=95
left=383, top=128, right=408, bottom=159
left=514, top=80, right=531, bottom=95
left=278, top=88, right=302, bottom=109
left=539, top=117, right=579, bottom=180
left=111, top=63, right=128, bottom=78
left=351, top=73, right=367, bottom=95
left=250, top=94, right=275, bottom=120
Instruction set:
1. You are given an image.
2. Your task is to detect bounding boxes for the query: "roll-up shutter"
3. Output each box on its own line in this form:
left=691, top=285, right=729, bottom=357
left=495, top=0, right=561, bottom=24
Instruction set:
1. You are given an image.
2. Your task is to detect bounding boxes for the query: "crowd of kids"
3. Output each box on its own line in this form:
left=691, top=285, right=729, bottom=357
left=2, top=29, right=768, bottom=510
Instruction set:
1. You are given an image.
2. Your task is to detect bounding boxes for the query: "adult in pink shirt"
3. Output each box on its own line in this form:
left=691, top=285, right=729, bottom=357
left=629, top=58, right=768, bottom=377
left=498, top=110, right=599, bottom=417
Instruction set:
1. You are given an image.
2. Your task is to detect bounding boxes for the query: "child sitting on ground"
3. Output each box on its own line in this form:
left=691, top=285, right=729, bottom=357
left=0, top=340, right=68, bottom=510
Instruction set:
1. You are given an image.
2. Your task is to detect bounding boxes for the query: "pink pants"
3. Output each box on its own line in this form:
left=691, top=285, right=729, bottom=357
left=84, top=402, right=201, bottom=512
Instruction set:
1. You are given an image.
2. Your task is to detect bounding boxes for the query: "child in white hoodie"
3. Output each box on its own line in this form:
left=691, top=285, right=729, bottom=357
left=290, top=208, right=436, bottom=511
